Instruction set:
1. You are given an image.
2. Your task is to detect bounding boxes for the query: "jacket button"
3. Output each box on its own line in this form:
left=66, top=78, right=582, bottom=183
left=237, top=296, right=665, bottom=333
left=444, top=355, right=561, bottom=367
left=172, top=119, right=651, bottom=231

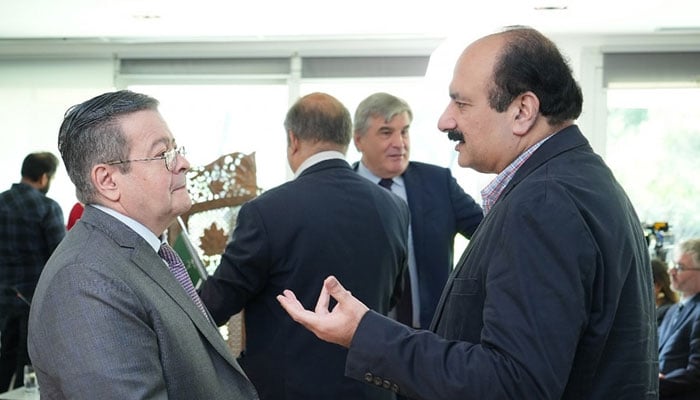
left=373, top=376, right=382, bottom=386
left=391, top=383, right=399, bottom=393
left=382, top=380, right=391, bottom=389
left=364, top=373, right=373, bottom=383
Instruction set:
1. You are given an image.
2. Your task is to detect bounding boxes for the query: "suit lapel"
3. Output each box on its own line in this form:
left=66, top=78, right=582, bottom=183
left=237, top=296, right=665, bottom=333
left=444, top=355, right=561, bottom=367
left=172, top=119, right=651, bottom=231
left=129, top=231, right=246, bottom=374
left=498, top=125, right=590, bottom=207
left=402, top=164, right=424, bottom=251
left=659, top=303, right=681, bottom=349
left=659, top=296, right=699, bottom=350
left=83, top=206, right=247, bottom=375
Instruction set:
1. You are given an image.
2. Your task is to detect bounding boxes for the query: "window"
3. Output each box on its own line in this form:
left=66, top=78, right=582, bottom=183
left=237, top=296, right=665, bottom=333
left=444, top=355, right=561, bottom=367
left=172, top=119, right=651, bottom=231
left=128, top=84, right=290, bottom=191
left=606, top=87, right=700, bottom=257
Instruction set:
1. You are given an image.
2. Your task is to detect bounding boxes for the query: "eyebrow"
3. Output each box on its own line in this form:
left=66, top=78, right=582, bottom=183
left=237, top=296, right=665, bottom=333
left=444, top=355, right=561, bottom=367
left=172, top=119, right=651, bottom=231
left=148, top=137, right=175, bottom=151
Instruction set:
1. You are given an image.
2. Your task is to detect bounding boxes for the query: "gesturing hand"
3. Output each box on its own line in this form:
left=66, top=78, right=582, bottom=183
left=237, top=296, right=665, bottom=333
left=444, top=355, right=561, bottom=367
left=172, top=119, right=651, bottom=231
left=276, top=275, right=369, bottom=348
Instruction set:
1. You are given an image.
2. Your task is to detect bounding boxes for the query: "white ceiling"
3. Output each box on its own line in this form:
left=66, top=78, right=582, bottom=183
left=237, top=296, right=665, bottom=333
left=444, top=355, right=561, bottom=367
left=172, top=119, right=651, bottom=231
left=0, top=0, right=699, bottom=41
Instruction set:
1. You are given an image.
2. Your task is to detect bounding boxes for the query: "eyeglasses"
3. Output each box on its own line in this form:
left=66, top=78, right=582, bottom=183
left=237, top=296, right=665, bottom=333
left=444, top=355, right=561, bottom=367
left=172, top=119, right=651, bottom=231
left=106, top=146, right=186, bottom=172
left=669, top=262, right=700, bottom=273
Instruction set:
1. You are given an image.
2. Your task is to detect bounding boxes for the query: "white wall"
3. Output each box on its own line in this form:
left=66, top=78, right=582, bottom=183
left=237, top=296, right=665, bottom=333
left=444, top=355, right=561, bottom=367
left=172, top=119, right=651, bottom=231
left=0, top=58, right=114, bottom=220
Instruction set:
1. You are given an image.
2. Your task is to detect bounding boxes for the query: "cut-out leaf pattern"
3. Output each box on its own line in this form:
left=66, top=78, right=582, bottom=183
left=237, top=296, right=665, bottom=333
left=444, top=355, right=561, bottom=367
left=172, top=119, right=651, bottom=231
left=200, top=222, right=228, bottom=257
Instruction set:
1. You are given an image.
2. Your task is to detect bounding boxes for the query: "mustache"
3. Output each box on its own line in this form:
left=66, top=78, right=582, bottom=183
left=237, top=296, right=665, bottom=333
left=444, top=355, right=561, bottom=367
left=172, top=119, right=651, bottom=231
left=447, top=130, right=465, bottom=143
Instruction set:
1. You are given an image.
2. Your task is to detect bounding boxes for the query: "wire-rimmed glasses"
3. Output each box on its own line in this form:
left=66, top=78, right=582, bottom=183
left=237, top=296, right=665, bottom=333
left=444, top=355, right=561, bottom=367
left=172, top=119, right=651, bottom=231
left=105, top=146, right=186, bottom=171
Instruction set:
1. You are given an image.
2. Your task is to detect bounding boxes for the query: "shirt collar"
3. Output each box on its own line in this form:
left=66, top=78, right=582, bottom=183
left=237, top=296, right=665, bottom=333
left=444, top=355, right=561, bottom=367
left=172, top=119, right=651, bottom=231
left=356, top=160, right=405, bottom=189
left=480, top=134, right=553, bottom=214
left=91, top=204, right=162, bottom=252
left=294, top=151, right=347, bottom=178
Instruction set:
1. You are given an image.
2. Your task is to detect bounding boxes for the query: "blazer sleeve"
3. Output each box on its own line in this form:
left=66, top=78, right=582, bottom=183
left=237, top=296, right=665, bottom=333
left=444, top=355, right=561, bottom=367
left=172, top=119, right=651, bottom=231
left=199, top=201, right=272, bottom=326
left=43, top=199, right=66, bottom=253
left=445, top=169, right=483, bottom=238
left=659, top=311, right=700, bottom=396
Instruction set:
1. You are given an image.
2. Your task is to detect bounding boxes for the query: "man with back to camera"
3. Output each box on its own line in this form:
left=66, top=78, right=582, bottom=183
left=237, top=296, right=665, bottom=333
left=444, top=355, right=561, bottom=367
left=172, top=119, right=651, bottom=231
left=353, top=92, right=483, bottom=328
left=199, top=92, right=410, bottom=400
left=27, top=90, right=258, bottom=399
left=0, top=152, right=65, bottom=391
left=277, top=26, right=658, bottom=399
left=658, top=238, right=700, bottom=399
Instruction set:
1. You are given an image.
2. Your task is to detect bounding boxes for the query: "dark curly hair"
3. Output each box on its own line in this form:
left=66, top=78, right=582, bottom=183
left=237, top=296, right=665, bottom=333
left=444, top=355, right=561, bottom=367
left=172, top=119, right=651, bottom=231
left=489, top=26, right=583, bottom=126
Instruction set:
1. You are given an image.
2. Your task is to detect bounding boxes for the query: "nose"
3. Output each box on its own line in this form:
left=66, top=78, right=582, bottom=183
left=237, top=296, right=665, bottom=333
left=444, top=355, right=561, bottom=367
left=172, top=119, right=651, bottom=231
left=177, top=153, right=191, bottom=172
left=389, top=131, right=405, bottom=148
left=437, top=105, right=456, bottom=133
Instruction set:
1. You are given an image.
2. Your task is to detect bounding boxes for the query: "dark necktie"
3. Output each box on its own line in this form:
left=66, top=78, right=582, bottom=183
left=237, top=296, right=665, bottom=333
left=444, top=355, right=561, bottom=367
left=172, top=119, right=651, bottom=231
left=158, top=242, right=210, bottom=321
left=378, top=178, right=393, bottom=190
left=671, top=303, right=685, bottom=328
left=377, top=178, right=414, bottom=326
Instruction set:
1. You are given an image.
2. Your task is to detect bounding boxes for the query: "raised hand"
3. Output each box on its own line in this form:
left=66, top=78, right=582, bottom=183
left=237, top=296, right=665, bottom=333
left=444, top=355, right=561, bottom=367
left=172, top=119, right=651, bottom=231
left=276, top=275, right=369, bottom=348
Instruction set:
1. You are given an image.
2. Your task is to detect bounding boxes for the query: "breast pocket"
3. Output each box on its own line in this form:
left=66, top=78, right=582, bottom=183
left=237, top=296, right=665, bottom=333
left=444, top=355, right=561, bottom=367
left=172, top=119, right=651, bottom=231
left=438, top=278, right=484, bottom=340
left=450, top=278, right=480, bottom=296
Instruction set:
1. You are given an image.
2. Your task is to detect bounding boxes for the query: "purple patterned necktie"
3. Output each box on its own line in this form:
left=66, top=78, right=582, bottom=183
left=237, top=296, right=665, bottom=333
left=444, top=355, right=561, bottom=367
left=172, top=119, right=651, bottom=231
left=158, top=242, right=210, bottom=321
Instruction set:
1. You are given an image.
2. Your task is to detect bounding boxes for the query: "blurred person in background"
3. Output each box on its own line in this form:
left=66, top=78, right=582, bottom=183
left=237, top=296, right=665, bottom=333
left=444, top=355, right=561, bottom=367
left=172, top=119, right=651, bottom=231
left=0, top=151, right=65, bottom=391
left=658, top=238, right=700, bottom=399
left=653, top=258, right=678, bottom=326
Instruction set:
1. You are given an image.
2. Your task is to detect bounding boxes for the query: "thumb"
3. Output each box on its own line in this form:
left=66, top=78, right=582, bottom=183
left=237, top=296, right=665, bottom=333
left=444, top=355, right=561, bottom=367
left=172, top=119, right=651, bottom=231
left=324, top=275, right=350, bottom=301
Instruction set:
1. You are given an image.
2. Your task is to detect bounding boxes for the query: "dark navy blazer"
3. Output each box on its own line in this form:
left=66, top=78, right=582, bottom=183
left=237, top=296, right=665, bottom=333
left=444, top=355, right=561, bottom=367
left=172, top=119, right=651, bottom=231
left=354, top=161, right=483, bottom=328
left=658, top=294, right=700, bottom=399
left=346, top=126, right=658, bottom=399
left=201, top=158, right=409, bottom=400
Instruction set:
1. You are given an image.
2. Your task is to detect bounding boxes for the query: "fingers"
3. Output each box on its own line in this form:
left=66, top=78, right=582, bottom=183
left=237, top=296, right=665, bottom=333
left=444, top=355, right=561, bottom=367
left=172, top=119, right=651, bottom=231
left=314, top=282, right=331, bottom=314
left=276, top=290, right=305, bottom=321
left=276, top=278, right=366, bottom=349
left=324, top=275, right=349, bottom=301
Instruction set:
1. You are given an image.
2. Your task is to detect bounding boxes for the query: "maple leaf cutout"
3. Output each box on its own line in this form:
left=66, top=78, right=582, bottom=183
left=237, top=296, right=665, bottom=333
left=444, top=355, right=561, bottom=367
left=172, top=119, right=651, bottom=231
left=200, top=223, right=228, bottom=257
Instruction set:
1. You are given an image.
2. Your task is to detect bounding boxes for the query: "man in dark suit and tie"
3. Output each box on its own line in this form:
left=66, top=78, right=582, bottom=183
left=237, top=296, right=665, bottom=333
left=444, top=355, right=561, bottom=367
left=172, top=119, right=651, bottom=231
left=199, top=92, right=409, bottom=400
left=352, top=92, right=483, bottom=328
left=28, top=90, right=258, bottom=399
left=658, top=238, right=700, bottom=399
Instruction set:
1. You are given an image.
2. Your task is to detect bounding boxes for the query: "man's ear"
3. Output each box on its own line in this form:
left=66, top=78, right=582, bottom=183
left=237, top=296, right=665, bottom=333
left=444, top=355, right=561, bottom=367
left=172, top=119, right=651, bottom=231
left=287, top=131, right=300, bottom=154
left=92, top=164, right=120, bottom=202
left=512, top=91, right=540, bottom=136
left=353, top=132, right=363, bottom=152
left=39, top=173, right=49, bottom=188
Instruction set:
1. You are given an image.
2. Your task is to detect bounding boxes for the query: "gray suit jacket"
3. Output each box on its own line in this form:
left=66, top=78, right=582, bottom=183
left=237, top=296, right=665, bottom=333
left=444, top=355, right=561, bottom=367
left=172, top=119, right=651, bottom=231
left=28, top=205, right=258, bottom=400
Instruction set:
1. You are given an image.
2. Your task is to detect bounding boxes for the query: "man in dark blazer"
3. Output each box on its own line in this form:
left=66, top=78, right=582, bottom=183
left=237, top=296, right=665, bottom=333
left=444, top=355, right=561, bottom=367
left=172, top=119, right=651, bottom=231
left=277, top=27, right=657, bottom=399
left=353, top=92, right=483, bottom=328
left=28, top=90, right=258, bottom=399
left=199, top=92, right=409, bottom=400
left=658, top=238, right=700, bottom=399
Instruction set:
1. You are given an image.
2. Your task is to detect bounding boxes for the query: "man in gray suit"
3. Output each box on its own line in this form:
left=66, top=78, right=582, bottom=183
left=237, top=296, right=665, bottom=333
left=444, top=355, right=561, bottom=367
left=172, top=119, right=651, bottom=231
left=27, top=90, right=258, bottom=399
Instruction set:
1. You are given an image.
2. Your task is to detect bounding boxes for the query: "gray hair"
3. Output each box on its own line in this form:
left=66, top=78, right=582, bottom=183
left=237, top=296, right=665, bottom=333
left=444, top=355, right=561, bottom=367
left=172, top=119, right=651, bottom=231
left=353, top=92, right=413, bottom=137
left=283, top=92, right=351, bottom=148
left=679, top=238, right=700, bottom=268
left=58, top=90, right=159, bottom=204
